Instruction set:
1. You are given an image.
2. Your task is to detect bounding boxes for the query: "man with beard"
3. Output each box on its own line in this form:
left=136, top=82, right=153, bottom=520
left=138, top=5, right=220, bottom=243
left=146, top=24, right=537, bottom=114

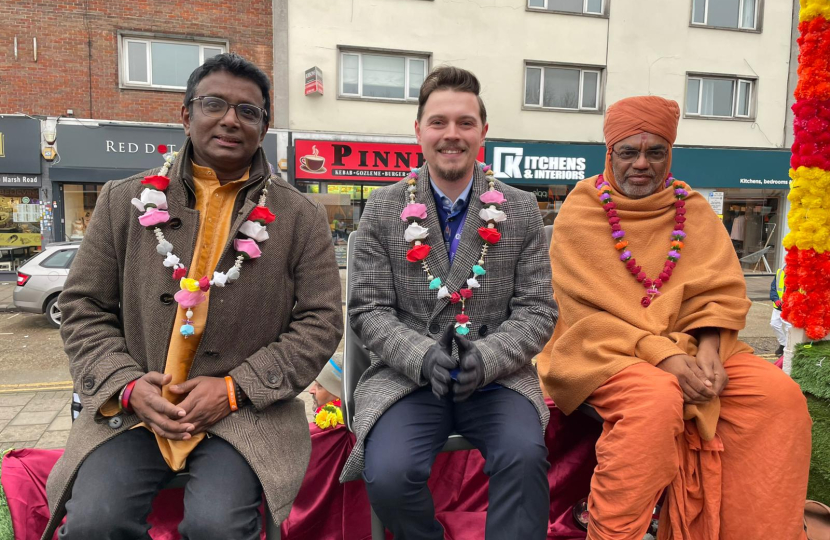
left=44, top=53, right=343, bottom=540
left=340, top=66, right=557, bottom=540
left=538, top=96, right=811, bottom=540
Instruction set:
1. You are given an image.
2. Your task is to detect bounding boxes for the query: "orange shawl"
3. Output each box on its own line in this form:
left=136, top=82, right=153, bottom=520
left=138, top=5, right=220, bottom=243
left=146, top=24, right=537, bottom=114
left=538, top=171, right=752, bottom=439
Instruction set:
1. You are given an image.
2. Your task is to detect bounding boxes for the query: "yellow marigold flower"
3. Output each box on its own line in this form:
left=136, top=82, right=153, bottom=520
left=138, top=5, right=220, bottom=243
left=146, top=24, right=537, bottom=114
left=180, top=278, right=200, bottom=292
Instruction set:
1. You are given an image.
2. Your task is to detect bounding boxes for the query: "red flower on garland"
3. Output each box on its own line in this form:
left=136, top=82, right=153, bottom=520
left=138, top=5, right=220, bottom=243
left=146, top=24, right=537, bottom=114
left=459, top=288, right=473, bottom=299
left=406, top=244, right=431, bottom=262
left=456, top=314, right=470, bottom=324
left=248, top=206, right=276, bottom=224
left=450, top=292, right=461, bottom=304
left=478, top=227, right=502, bottom=245
left=142, top=175, right=171, bottom=191
left=198, top=276, right=210, bottom=292
left=172, top=266, right=187, bottom=280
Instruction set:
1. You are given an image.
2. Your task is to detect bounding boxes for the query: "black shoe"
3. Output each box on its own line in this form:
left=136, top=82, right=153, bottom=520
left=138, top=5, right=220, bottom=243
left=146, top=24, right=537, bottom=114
left=775, top=345, right=785, bottom=356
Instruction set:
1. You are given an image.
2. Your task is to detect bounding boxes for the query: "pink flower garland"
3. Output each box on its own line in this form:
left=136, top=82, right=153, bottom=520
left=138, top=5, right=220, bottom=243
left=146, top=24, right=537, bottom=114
left=133, top=153, right=276, bottom=337
left=596, top=174, right=689, bottom=307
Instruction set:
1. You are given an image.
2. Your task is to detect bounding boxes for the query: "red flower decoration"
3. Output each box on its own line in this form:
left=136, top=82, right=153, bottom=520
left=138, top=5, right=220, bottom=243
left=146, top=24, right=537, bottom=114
left=659, top=272, right=670, bottom=282
left=478, top=227, right=502, bottom=245
left=249, top=206, right=276, bottom=224
left=641, top=296, right=652, bottom=307
left=456, top=314, right=470, bottom=324
left=142, top=175, right=171, bottom=191
left=459, top=288, right=473, bottom=299
left=198, top=276, right=210, bottom=292
left=636, top=272, right=646, bottom=282
left=172, top=266, right=187, bottom=280
left=450, top=292, right=461, bottom=304
left=406, top=244, right=431, bottom=262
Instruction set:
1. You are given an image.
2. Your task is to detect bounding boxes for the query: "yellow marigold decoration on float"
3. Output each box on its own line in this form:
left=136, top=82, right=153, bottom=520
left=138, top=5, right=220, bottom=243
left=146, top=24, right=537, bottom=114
left=800, top=0, right=830, bottom=22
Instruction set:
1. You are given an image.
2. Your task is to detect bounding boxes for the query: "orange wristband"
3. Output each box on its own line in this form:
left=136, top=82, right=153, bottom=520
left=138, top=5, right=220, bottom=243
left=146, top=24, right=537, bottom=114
left=225, top=376, right=238, bottom=412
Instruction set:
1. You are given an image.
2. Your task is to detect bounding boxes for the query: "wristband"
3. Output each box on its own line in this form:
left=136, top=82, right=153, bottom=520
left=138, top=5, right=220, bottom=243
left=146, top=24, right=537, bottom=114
left=225, top=376, right=238, bottom=412
left=120, top=380, right=137, bottom=414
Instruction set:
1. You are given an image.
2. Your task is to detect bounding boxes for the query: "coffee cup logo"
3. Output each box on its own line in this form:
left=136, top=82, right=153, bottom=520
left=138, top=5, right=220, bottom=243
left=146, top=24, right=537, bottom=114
left=300, top=145, right=326, bottom=174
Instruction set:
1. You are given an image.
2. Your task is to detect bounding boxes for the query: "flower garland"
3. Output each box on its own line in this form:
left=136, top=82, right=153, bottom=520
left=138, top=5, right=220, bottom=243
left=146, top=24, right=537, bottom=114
left=314, top=399, right=343, bottom=430
left=401, top=164, right=504, bottom=335
left=132, top=152, right=276, bottom=337
left=785, top=3, right=830, bottom=340
left=596, top=174, right=689, bottom=308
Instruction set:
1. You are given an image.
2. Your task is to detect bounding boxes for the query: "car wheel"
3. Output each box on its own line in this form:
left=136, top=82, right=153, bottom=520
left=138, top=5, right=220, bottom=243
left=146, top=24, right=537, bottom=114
left=46, top=296, right=61, bottom=328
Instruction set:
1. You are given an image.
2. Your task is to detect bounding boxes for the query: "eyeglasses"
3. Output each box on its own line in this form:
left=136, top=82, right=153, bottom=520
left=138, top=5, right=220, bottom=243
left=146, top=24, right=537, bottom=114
left=611, top=148, right=669, bottom=164
left=189, top=96, right=267, bottom=125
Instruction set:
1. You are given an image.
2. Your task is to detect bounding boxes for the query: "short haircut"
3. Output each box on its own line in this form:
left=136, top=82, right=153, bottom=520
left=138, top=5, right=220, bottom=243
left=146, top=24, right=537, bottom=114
left=416, top=66, right=487, bottom=125
left=184, top=53, right=272, bottom=126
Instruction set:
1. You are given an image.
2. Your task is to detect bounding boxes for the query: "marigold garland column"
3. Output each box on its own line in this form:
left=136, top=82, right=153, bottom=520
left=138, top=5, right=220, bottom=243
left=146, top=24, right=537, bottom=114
left=782, top=0, right=830, bottom=342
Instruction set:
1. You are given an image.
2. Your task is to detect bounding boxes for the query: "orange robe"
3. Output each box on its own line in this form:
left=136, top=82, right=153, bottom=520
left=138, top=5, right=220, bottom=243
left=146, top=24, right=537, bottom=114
left=539, top=168, right=812, bottom=539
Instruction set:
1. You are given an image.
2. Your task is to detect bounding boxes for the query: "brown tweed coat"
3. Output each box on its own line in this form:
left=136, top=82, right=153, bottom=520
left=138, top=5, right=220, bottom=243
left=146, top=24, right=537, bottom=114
left=340, top=163, right=557, bottom=482
left=43, top=139, right=343, bottom=539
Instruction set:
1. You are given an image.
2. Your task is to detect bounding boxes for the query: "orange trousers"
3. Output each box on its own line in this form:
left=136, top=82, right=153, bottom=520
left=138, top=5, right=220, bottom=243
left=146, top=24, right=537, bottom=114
left=585, top=353, right=812, bottom=540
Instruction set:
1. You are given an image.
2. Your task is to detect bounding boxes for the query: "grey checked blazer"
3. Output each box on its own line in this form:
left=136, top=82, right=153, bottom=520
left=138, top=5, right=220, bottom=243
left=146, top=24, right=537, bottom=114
left=340, top=163, right=557, bottom=482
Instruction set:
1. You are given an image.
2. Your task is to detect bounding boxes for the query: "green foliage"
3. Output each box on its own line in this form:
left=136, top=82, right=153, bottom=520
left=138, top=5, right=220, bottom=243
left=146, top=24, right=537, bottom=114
left=807, top=395, right=830, bottom=504
left=792, top=342, right=830, bottom=400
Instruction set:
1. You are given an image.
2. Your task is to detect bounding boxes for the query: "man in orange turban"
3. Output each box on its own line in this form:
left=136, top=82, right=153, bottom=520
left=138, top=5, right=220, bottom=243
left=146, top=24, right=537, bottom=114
left=539, top=96, right=812, bottom=540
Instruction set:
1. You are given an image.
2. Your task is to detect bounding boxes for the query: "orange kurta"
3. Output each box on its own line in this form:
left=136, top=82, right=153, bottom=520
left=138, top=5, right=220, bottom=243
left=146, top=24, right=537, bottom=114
left=585, top=355, right=810, bottom=540
left=154, top=163, right=248, bottom=470
left=541, top=164, right=811, bottom=539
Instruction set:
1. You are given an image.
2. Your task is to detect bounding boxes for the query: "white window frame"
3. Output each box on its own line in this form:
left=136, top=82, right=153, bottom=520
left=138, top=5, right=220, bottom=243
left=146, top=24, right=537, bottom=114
left=691, top=0, right=759, bottom=30
left=524, top=64, right=602, bottom=112
left=685, top=75, right=756, bottom=119
left=338, top=50, right=429, bottom=102
left=119, top=34, right=227, bottom=91
left=527, top=0, right=604, bottom=15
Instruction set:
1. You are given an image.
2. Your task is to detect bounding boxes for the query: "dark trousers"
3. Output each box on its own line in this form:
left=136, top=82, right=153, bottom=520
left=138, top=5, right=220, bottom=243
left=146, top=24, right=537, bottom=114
left=363, top=387, right=550, bottom=540
left=59, top=428, right=262, bottom=540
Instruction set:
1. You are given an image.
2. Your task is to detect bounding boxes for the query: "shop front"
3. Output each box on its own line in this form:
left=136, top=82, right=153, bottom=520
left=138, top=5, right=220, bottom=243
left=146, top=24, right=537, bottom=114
left=292, top=138, right=484, bottom=266
left=486, top=141, right=791, bottom=274
left=49, top=121, right=280, bottom=243
left=0, top=116, right=45, bottom=272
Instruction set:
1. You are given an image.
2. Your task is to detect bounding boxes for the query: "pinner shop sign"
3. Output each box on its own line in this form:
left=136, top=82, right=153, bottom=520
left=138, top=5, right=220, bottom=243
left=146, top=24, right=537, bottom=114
left=294, top=140, right=485, bottom=182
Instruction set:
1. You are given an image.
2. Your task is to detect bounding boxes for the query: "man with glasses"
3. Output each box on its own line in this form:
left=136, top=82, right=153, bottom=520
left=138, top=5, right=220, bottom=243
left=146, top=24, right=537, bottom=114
left=538, top=96, right=811, bottom=540
left=44, top=53, right=343, bottom=540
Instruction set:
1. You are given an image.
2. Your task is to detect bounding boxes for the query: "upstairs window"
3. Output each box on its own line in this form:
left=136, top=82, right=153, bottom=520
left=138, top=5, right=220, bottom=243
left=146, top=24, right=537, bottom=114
left=121, top=35, right=225, bottom=90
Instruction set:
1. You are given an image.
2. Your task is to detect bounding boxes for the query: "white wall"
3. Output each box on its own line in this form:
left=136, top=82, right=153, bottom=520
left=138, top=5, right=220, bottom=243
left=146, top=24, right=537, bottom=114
left=287, top=0, right=794, bottom=148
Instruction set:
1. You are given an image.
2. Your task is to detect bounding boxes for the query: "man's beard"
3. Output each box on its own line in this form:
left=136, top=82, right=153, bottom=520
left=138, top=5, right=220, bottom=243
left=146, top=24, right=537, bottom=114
left=613, top=163, right=661, bottom=199
left=431, top=162, right=468, bottom=183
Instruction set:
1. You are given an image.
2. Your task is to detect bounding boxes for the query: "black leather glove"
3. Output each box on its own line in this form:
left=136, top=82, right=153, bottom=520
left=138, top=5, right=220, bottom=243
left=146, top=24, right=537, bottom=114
left=421, top=324, right=457, bottom=400
left=453, top=334, right=486, bottom=402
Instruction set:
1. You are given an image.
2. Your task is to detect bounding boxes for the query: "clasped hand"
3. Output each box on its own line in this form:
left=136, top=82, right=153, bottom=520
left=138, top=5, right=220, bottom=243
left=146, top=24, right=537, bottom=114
left=658, top=346, right=728, bottom=404
left=128, top=372, right=232, bottom=440
left=421, top=324, right=485, bottom=402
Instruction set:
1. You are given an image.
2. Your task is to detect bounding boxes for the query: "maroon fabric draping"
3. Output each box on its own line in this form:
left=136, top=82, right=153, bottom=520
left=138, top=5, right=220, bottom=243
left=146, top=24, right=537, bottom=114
left=1, top=400, right=600, bottom=540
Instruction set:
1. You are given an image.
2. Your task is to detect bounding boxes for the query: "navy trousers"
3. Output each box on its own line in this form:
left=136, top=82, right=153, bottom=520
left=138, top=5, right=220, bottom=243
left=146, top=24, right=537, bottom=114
left=363, top=386, right=550, bottom=540
left=59, top=428, right=262, bottom=540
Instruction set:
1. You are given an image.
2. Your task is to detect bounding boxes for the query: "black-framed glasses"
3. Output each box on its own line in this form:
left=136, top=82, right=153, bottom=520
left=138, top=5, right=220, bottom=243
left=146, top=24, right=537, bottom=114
left=611, top=148, right=668, bottom=164
left=190, top=96, right=267, bottom=125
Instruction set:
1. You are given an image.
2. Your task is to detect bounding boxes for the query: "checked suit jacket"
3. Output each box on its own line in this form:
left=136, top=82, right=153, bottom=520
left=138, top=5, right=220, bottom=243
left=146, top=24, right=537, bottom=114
left=340, top=163, right=557, bottom=482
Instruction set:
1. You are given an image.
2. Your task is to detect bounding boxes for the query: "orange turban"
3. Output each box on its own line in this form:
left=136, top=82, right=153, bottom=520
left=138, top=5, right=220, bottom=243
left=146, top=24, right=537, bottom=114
left=602, top=96, right=681, bottom=193
left=604, top=96, right=680, bottom=148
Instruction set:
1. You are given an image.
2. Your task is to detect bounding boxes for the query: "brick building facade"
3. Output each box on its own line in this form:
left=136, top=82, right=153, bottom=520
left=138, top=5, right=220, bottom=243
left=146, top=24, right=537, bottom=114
left=0, top=0, right=274, bottom=123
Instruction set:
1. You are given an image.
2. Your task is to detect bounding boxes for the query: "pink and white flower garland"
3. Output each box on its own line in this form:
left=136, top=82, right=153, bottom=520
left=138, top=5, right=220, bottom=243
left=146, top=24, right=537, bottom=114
left=132, top=152, right=276, bottom=337
left=401, top=164, right=505, bottom=335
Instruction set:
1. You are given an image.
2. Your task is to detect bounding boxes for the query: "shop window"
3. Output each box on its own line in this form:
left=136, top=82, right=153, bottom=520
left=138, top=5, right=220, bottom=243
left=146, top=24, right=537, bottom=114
left=524, top=64, right=602, bottom=111
left=721, top=193, right=781, bottom=274
left=0, top=188, right=42, bottom=254
left=63, top=184, right=102, bottom=242
left=527, top=0, right=604, bottom=15
left=692, top=0, right=759, bottom=31
left=339, top=50, right=429, bottom=101
left=120, top=34, right=226, bottom=90
left=685, top=75, right=755, bottom=119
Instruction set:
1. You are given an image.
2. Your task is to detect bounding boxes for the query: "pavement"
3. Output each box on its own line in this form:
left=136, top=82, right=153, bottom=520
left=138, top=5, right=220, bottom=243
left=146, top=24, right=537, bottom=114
left=0, top=272, right=781, bottom=454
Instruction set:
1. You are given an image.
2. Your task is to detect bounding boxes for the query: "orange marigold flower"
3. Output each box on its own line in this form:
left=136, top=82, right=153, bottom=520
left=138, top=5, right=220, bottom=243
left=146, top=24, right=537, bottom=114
left=615, top=240, right=629, bottom=250
left=671, top=241, right=685, bottom=249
